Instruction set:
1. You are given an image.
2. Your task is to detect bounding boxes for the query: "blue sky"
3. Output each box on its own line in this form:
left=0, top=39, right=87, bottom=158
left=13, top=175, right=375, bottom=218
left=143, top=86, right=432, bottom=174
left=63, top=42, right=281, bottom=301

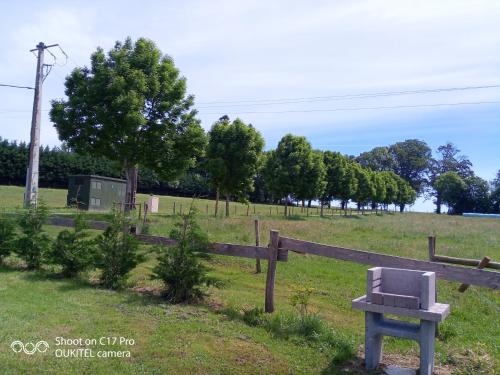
left=1, top=0, right=499, bottom=211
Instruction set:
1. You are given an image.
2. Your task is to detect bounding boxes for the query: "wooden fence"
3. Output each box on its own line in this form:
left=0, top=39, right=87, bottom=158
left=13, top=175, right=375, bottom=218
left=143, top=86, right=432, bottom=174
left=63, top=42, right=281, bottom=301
left=151, top=201, right=384, bottom=218
left=47, top=216, right=499, bottom=312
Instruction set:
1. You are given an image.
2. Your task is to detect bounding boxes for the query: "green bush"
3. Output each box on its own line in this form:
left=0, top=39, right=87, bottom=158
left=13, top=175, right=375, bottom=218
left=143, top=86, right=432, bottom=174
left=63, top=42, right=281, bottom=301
left=0, top=217, right=16, bottom=264
left=15, top=204, right=51, bottom=270
left=152, top=209, right=218, bottom=303
left=46, top=213, right=96, bottom=277
left=95, top=214, right=142, bottom=289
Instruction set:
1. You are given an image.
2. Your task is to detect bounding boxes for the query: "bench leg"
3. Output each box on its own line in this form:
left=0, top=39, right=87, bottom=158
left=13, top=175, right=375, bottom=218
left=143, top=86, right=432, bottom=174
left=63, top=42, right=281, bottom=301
left=419, top=320, right=436, bottom=375
left=365, top=312, right=383, bottom=370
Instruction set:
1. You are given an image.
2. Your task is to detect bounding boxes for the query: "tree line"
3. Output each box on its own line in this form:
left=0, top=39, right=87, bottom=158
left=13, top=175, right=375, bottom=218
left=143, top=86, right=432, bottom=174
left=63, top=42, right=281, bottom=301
left=4, top=37, right=497, bottom=215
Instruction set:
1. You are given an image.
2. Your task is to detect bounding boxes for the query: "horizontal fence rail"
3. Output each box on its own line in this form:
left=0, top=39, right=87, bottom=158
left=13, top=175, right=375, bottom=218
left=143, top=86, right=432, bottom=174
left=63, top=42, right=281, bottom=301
left=279, top=236, right=499, bottom=290
left=47, top=217, right=109, bottom=230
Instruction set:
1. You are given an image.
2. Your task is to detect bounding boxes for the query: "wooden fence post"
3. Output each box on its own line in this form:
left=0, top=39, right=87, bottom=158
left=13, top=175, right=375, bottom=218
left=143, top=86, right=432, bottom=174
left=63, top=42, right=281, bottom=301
left=265, top=230, right=279, bottom=313
left=428, top=236, right=436, bottom=261
left=247, top=205, right=250, bottom=216
left=206, top=204, right=209, bottom=215
left=142, top=203, right=148, bottom=227
left=255, top=219, right=261, bottom=273
left=173, top=202, right=176, bottom=215
left=180, top=203, right=182, bottom=215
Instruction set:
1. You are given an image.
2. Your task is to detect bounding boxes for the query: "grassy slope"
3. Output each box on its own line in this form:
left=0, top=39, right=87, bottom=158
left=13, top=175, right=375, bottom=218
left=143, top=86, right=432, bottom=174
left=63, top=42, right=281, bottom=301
left=0, top=185, right=499, bottom=374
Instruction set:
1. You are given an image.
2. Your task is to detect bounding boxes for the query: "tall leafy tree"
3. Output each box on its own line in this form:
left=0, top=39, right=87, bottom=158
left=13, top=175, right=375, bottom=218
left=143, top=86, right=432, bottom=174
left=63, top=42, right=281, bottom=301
left=455, top=176, right=491, bottom=214
left=490, top=170, right=500, bottom=213
left=50, top=37, right=206, bottom=210
left=357, top=146, right=394, bottom=171
left=430, top=143, right=473, bottom=213
left=352, top=165, right=375, bottom=210
left=206, top=116, right=264, bottom=217
left=296, top=150, right=326, bottom=211
left=380, top=171, right=399, bottom=210
left=389, top=139, right=432, bottom=197
left=434, top=172, right=466, bottom=214
left=263, top=134, right=315, bottom=216
left=394, top=176, right=417, bottom=212
left=323, top=151, right=358, bottom=211
left=370, top=172, right=387, bottom=210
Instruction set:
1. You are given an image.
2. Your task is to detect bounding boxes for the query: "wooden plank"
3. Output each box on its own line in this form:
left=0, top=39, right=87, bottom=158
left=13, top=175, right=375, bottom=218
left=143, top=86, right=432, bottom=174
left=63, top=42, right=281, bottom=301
left=434, top=254, right=500, bottom=270
left=209, top=243, right=269, bottom=260
left=133, top=234, right=283, bottom=262
left=265, top=230, right=279, bottom=313
left=279, top=236, right=499, bottom=289
left=47, top=217, right=109, bottom=230
left=134, top=234, right=177, bottom=246
left=255, top=219, right=262, bottom=273
left=458, top=256, right=491, bottom=292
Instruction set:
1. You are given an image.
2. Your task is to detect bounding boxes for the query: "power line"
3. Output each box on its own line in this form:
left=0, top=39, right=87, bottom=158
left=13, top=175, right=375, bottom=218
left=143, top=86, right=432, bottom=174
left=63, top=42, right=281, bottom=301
left=0, top=83, right=34, bottom=90
left=198, top=100, right=500, bottom=115
left=196, top=84, right=500, bottom=107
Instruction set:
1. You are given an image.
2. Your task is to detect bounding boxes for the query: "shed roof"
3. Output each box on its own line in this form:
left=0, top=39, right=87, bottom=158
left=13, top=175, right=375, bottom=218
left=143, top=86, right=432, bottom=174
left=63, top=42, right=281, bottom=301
left=69, top=175, right=126, bottom=183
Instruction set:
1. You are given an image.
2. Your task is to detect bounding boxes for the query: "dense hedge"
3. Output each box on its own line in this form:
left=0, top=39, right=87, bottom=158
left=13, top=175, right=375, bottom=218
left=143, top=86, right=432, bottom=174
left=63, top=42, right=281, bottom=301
left=0, top=137, right=211, bottom=197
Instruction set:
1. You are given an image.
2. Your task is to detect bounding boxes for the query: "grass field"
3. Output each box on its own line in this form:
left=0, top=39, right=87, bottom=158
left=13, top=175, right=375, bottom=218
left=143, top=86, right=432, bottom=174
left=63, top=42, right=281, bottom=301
left=0, top=185, right=499, bottom=374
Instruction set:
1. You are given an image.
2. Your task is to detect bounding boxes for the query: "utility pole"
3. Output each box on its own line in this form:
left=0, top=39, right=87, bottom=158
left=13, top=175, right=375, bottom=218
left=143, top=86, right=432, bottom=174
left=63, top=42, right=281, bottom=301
left=24, top=42, right=58, bottom=208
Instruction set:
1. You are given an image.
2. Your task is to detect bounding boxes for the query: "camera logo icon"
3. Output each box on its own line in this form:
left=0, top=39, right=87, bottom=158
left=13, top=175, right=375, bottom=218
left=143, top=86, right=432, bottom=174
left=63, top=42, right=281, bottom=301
left=10, top=340, right=49, bottom=355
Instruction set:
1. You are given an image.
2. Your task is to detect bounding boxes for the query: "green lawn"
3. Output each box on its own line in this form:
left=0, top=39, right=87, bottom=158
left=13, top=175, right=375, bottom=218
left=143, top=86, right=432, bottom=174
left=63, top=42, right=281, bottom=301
left=0, top=185, right=499, bottom=374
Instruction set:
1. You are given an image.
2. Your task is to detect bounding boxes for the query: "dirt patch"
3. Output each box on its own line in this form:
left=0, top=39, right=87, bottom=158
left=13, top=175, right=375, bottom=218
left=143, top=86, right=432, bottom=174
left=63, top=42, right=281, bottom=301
left=331, top=348, right=453, bottom=375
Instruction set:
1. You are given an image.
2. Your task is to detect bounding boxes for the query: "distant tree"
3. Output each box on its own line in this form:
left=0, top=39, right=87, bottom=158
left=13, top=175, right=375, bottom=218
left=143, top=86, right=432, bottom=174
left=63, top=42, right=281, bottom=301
left=491, top=170, right=500, bottom=190
left=250, top=151, right=272, bottom=203
left=296, top=150, right=326, bottom=212
left=263, top=134, right=315, bottom=216
left=323, top=152, right=357, bottom=211
left=357, top=146, right=394, bottom=171
left=352, top=165, right=375, bottom=211
left=430, top=143, right=473, bottom=213
left=50, top=37, right=206, bottom=211
left=380, top=171, right=399, bottom=210
left=206, top=116, right=264, bottom=217
left=370, top=172, right=387, bottom=210
left=453, top=176, right=491, bottom=214
left=491, top=170, right=500, bottom=213
left=394, top=176, right=417, bottom=212
left=434, top=172, right=466, bottom=214
left=389, top=139, right=432, bottom=197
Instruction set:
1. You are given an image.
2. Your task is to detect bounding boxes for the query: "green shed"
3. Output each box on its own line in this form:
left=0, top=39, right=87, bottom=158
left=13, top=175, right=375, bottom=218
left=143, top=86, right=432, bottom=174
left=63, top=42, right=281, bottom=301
left=67, top=175, right=126, bottom=211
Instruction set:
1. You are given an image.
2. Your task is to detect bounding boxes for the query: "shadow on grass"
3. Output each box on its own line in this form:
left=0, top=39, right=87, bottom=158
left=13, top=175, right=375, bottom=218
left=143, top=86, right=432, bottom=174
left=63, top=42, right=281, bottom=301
left=321, top=355, right=380, bottom=375
left=338, top=215, right=363, bottom=220
left=286, top=215, right=306, bottom=221
left=215, top=305, right=360, bottom=373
